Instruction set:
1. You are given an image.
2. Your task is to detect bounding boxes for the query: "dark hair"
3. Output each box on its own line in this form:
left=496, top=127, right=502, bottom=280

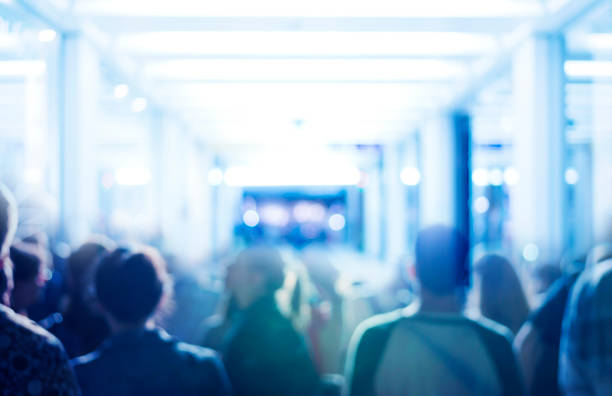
left=96, top=246, right=169, bottom=324
left=476, top=254, right=530, bottom=334
left=10, top=243, right=43, bottom=283
left=415, top=225, right=470, bottom=295
left=68, top=237, right=114, bottom=297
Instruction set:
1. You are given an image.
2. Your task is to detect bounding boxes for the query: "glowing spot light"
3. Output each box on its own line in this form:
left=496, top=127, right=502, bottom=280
left=243, top=210, right=260, bottom=227
left=474, top=196, right=490, bottom=214
left=565, top=168, right=579, bottom=185
left=115, top=167, right=152, bottom=186
left=114, top=84, right=129, bottom=99
left=208, top=168, right=224, bottom=186
left=131, top=97, right=147, bottom=112
left=523, top=243, right=540, bottom=262
left=504, top=167, right=520, bottom=186
left=24, top=168, right=43, bottom=185
left=38, top=29, right=56, bottom=43
left=328, top=214, right=346, bottom=231
left=489, top=168, right=503, bottom=186
left=260, top=204, right=290, bottom=227
left=400, top=167, right=421, bottom=186
left=472, top=168, right=490, bottom=186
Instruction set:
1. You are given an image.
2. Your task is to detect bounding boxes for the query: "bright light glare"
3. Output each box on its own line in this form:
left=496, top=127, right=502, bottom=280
left=328, top=214, right=346, bottom=231
left=489, top=168, right=503, bottom=186
left=260, top=204, right=290, bottom=227
left=118, top=32, right=496, bottom=57
left=400, top=167, right=421, bottom=186
left=24, top=168, right=43, bottom=185
left=504, top=167, right=520, bottom=186
left=38, top=29, right=57, bottom=43
left=131, top=97, right=147, bottom=112
left=243, top=210, right=260, bottom=227
left=115, top=168, right=152, bottom=186
left=74, top=1, right=544, bottom=18
left=472, top=168, right=490, bottom=186
left=474, top=196, right=490, bottom=214
left=144, top=59, right=466, bottom=81
left=293, top=202, right=326, bottom=223
left=565, top=168, right=579, bottom=185
left=0, top=60, right=46, bottom=76
left=207, top=168, right=224, bottom=186
left=224, top=166, right=361, bottom=187
left=114, top=84, right=129, bottom=99
left=565, top=60, right=612, bottom=78
left=523, top=243, right=540, bottom=262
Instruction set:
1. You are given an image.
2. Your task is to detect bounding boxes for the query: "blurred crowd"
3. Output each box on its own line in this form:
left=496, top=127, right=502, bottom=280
left=1, top=182, right=611, bottom=396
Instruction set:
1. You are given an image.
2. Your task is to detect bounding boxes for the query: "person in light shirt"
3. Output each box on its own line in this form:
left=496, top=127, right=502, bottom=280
left=345, top=225, right=525, bottom=396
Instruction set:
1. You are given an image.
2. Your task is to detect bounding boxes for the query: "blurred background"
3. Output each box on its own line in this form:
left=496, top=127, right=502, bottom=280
left=1, top=0, right=611, bottom=297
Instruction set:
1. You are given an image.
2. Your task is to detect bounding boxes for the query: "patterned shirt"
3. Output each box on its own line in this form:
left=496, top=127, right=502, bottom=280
left=559, top=261, right=612, bottom=396
left=0, top=304, right=81, bottom=396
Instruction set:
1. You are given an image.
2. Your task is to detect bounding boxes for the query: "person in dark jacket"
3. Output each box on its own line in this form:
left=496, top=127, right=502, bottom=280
left=50, top=238, right=113, bottom=357
left=222, top=246, right=322, bottom=396
left=72, top=246, right=232, bottom=396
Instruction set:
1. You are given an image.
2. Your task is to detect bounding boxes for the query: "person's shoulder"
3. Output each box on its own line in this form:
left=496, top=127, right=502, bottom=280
left=157, top=330, right=222, bottom=367
left=0, top=305, right=65, bottom=353
left=352, top=308, right=404, bottom=345
left=465, top=314, right=514, bottom=344
left=175, top=339, right=220, bottom=362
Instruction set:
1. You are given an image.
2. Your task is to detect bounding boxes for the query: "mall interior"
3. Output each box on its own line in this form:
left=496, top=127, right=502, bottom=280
left=0, top=0, right=612, bottom=393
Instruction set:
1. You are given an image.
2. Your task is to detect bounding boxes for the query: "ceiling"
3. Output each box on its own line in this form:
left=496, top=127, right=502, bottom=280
left=9, top=0, right=593, bottom=145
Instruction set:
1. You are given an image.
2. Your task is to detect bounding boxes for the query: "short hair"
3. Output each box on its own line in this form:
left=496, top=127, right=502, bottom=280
left=0, top=184, right=17, bottom=298
left=415, top=225, right=470, bottom=295
left=96, top=246, right=169, bottom=324
left=10, top=243, right=44, bottom=283
left=68, top=236, right=114, bottom=295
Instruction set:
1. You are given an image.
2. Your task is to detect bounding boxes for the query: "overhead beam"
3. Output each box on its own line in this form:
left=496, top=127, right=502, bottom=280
left=87, top=16, right=524, bottom=33
left=14, top=0, right=190, bottom=133
left=445, top=0, right=606, bottom=109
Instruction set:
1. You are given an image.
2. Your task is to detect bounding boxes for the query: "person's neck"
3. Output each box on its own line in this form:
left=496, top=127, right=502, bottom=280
left=418, top=288, right=464, bottom=314
left=108, top=317, right=151, bottom=335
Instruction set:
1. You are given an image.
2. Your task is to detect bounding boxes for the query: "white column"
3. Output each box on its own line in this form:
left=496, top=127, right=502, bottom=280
left=363, top=167, right=382, bottom=257
left=511, top=34, right=566, bottom=261
left=382, top=144, right=406, bottom=263
left=592, top=52, right=612, bottom=243
left=420, top=115, right=456, bottom=226
left=59, top=34, right=100, bottom=245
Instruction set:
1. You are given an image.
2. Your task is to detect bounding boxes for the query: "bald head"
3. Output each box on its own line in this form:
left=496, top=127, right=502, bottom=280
left=415, top=225, right=470, bottom=295
left=0, top=184, right=17, bottom=256
left=0, top=184, right=18, bottom=303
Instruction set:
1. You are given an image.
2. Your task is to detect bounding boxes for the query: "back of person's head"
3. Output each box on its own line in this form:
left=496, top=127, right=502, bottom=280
left=9, top=242, right=46, bottom=312
left=96, top=246, right=170, bottom=325
left=68, top=236, right=114, bottom=297
left=0, top=184, right=18, bottom=303
left=10, top=242, right=45, bottom=284
left=237, top=246, right=286, bottom=293
left=415, top=225, right=469, bottom=295
left=475, top=254, right=530, bottom=333
left=227, top=246, right=286, bottom=309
